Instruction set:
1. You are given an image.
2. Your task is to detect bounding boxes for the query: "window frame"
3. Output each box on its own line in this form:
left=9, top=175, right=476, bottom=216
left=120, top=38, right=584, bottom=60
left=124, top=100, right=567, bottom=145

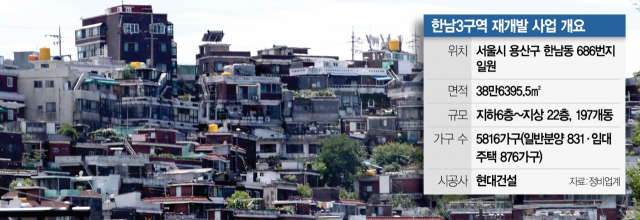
left=45, top=80, right=54, bottom=88
left=7, top=77, right=13, bottom=87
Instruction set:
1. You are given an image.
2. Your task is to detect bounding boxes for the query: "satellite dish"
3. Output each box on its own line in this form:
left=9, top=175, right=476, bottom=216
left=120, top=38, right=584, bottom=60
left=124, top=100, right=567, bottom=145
left=79, top=170, right=84, bottom=177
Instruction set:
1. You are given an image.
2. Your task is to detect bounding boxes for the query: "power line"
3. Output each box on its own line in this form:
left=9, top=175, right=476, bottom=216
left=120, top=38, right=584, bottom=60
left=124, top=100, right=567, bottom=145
left=0, top=25, right=76, bottom=30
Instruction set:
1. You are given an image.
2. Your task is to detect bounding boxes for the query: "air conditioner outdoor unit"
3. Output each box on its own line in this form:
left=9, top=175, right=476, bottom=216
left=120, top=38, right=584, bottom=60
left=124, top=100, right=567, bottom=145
left=312, top=84, right=317, bottom=88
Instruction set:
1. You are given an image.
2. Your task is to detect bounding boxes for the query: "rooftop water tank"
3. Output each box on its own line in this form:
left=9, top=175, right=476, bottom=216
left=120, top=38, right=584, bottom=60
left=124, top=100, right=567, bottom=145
left=28, top=55, right=39, bottom=61
left=208, top=124, right=218, bottom=133
left=39, top=47, right=51, bottom=60
left=389, top=39, right=400, bottom=51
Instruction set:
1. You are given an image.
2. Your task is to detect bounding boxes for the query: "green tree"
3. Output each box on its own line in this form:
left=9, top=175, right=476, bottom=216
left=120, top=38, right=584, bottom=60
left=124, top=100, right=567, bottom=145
left=371, top=142, right=423, bottom=171
left=22, top=134, right=34, bottom=141
left=56, top=123, right=79, bottom=141
left=388, top=193, right=417, bottom=209
left=627, top=159, right=640, bottom=220
left=121, top=65, right=134, bottom=79
left=339, top=187, right=360, bottom=200
left=312, top=160, right=328, bottom=184
left=297, top=183, right=312, bottom=198
left=9, top=178, right=34, bottom=189
left=318, top=135, right=367, bottom=189
left=226, top=191, right=254, bottom=210
left=283, top=175, right=297, bottom=184
left=22, top=149, right=47, bottom=167
left=434, top=195, right=467, bottom=220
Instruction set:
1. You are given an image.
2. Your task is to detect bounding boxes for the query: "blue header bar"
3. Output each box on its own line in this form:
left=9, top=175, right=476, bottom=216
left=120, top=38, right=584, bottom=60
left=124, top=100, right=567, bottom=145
left=424, top=14, right=625, bottom=37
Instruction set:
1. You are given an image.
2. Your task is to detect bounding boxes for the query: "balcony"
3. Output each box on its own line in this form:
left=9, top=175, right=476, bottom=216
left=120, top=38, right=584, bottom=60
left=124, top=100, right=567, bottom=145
left=396, top=100, right=423, bottom=107
left=85, top=155, right=150, bottom=164
left=122, top=177, right=175, bottom=186
left=328, top=84, right=386, bottom=94
left=398, top=119, right=423, bottom=129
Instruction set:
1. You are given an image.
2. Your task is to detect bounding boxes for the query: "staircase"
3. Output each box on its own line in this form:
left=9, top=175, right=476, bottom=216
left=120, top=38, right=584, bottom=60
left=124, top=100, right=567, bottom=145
left=199, top=76, right=210, bottom=100
left=123, top=140, right=137, bottom=155
left=81, top=161, right=94, bottom=176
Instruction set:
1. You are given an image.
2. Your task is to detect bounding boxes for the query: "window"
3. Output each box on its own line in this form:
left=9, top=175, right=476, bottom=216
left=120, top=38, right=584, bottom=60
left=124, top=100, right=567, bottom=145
left=343, top=96, right=350, bottom=107
left=378, top=207, right=384, bottom=216
left=286, top=144, right=304, bottom=153
left=150, top=23, right=166, bottom=34
left=366, top=185, right=373, bottom=192
left=117, top=7, right=122, bottom=12
left=124, top=43, right=138, bottom=52
left=202, top=62, right=209, bottom=72
left=6, top=77, right=13, bottom=88
left=383, top=119, right=387, bottom=126
left=256, top=192, right=260, bottom=198
left=41, top=64, right=49, bottom=68
left=76, top=30, right=83, bottom=39
left=26, top=123, right=45, bottom=133
left=261, top=144, right=277, bottom=153
left=125, top=7, right=132, bottom=12
left=260, top=84, right=281, bottom=93
left=52, top=148, right=59, bottom=153
left=214, top=62, right=227, bottom=72
left=7, top=110, right=13, bottom=121
left=171, top=41, right=177, bottom=55
left=167, top=24, right=174, bottom=35
left=353, top=96, right=359, bottom=106
left=377, top=136, right=386, bottom=143
left=271, top=64, right=280, bottom=73
left=356, top=122, right=364, bottom=130
left=46, top=102, right=56, bottom=112
left=123, top=23, right=139, bottom=34
left=46, top=80, right=54, bottom=88
left=156, top=63, right=167, bottom=72
left=164, top=132, right=170, bottom=141
left=160, top=43, right=167, bottom=52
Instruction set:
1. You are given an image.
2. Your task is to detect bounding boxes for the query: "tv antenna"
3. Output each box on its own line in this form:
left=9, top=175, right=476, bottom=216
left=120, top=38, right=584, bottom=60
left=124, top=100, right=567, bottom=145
left=349, top=27, right=363, bottom=60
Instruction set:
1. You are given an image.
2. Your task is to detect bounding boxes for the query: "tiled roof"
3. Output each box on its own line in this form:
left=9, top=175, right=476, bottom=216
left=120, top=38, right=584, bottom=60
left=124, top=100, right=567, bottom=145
left=196, top=146, right=213, bottom=150
left=40, top=201, right=69, bottom=207
left=169, top=180, right=216, bottom=185
left=367, top=217, right=444, bottom=220
left=22, top=200, right=40, bottom=207
left=0, top=169, right=33, bottom=175
left=206, top=153, right=227, bottom=160
left=231, top=145, right=246, bottom=152
left=142, top=196, right=210, bottom=203
left=1, top=191, right=18, bottom=199
left=80, top=190, right=102, bottom=197
left=338, top=199, right=365, bottom=205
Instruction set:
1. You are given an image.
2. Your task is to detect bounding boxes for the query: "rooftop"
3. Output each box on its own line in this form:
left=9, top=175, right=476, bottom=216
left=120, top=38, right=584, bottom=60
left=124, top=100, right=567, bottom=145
left=142, top=196, right=210, bottom=203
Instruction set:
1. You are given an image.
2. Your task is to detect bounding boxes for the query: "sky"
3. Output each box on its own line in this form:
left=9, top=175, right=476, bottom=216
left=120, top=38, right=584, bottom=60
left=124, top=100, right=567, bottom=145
left=0, top=0, right=639, bottom=76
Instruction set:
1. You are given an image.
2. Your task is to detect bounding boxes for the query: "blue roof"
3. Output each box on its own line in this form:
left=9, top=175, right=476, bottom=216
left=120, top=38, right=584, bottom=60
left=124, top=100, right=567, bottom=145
left=372, top=76, right=392, bottom=81
left=329, top=72, right=358, bottom=76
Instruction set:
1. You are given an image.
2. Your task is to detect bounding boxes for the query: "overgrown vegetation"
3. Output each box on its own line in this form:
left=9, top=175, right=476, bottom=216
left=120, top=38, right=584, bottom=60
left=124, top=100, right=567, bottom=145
left=297, top=183, right=312, bottom=198
left=9, top=178, right=34, bottom=189
left=283, top=175, right=297, bottom=183
left=293, top=90, right=334, bottom=98
left=152, top=153, right=198, bottom=161
left=22, top=149, right=47, bottom=167
left=371, top=142, right=423, bottom=173
left=317, top=135, right=367, bottom=189
left=56, top=123, right=79, bottom=141
left=388, top=192, right=417, bottom=209
left=121, top=65, right=135, bottom=79
left=339, top=187, right=360, bottom=200
left=226, top=191, right=255, bottom=210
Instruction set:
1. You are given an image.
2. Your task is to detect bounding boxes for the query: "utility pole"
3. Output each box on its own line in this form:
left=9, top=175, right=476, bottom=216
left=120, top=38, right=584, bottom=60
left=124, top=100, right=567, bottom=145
left=46, top=26, right=62, bottom=58
left=351, top=27, right=355, bottom=61
left=349, top=27, right=362, bottom=61
left=58, top=26, right=62, bottom=57
left=412, top=24, right=421, bottom=61
left=150, top=14, right=154, bottom=68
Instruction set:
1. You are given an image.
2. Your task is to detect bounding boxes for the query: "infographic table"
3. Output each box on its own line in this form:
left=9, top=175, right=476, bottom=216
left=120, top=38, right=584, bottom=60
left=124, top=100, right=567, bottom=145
left=423, top=15, right=626, bottom=194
